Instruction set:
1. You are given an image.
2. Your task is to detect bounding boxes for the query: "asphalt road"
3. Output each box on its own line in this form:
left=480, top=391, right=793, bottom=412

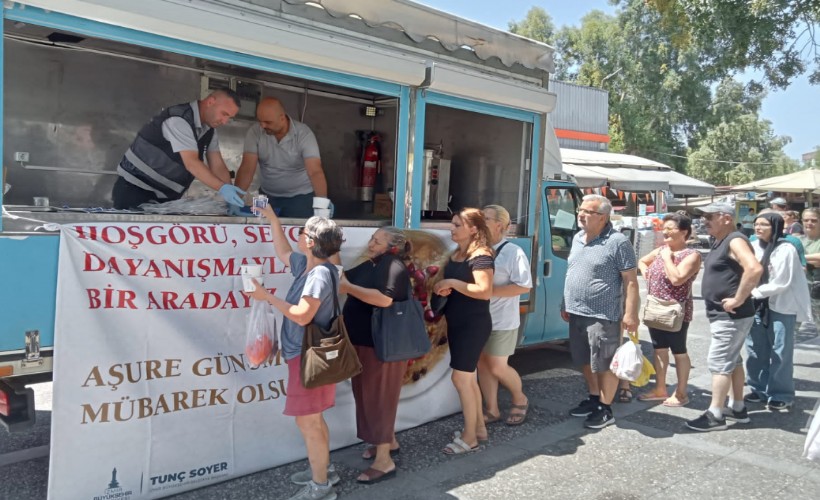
left=2, top=272, right=819, bottom=499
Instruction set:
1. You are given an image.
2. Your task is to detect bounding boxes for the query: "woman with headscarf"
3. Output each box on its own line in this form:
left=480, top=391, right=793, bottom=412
left=745, top=211, right=811, bottom=411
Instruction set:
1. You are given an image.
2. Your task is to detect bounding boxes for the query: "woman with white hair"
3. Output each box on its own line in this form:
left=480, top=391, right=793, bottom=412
left=478, top=205, right=532, bottom=426
left=248, top=205, right=344, bottom=500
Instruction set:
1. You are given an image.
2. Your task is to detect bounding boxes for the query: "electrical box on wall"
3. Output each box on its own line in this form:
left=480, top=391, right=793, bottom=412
left=200, top=75, right=260, bottom=120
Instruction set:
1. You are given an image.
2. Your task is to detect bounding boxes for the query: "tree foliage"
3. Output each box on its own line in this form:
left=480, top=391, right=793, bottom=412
left=507, top=7, right=556, bottom=45
left=509, top=1, right=800, bottom=184
left=643, top=0, right=820, bottom=88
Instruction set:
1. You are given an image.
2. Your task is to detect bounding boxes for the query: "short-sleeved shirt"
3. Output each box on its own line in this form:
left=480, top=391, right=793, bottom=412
left=343, top=254, right=410, bottom=347
left=489, top=240, right=532, bottom=330
left=243, top=118, right=321, bottom=197
left=564, top=223, right=637, bottom=322
left=160, top=101, right=220, bottom=153
left=801, top=236, right=820, bottom=281
left=280, top=253, right=339, bottom=361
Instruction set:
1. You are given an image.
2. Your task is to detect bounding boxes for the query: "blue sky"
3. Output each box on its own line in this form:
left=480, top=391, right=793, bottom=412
left=420, top=0, right=818, bottom=161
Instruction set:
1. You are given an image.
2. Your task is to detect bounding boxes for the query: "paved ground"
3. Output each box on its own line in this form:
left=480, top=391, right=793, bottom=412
left=2, top=275, right=819, bottom=499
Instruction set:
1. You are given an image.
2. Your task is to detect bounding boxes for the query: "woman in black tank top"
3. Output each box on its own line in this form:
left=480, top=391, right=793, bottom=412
left=433, top=208, right=495, bottom=455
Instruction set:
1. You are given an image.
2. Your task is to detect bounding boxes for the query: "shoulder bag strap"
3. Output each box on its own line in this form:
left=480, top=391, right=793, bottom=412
left=322, top=263, right=341, bottom=316
left=494, top=241, right=509, bottom=262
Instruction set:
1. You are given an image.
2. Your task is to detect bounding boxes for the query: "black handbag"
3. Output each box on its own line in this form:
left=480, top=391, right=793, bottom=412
left=811, top=281, right=820, bottom=300
left=371, top=285, right=431, bottom=362
left=300, top=265, right=362, bottom=388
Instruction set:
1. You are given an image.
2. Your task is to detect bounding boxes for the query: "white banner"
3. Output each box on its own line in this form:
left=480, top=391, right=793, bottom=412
left=49, top=222, right=459, bottom=500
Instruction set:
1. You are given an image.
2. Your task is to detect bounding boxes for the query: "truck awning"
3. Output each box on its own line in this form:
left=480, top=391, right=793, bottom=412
left=560, top=148, right=715, bottom=196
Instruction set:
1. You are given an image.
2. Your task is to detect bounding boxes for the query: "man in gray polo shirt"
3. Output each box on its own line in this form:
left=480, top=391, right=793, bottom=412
left=561, top=194, right=639, bottom=429
left=235, top=97, right=329, bottom=217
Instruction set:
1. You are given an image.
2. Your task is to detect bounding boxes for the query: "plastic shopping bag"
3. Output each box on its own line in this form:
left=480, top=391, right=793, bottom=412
left=610, top=331, right=643, bottom=382
left=631, top=352, right=656, bottom=388
left=805, top=398, right=820, bottom=462
left=245, top=300, right=278, bottom=367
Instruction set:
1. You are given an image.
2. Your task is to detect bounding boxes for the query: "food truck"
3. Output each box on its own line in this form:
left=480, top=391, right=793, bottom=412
left=0, top=2, right=584, bottom=490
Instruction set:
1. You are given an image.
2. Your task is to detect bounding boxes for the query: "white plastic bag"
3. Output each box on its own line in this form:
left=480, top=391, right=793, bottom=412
left=805, top=398, right=820, bottom=462
left=610, top=332, right=643, bottom=382
left=245, top=300, right=278, bottom=367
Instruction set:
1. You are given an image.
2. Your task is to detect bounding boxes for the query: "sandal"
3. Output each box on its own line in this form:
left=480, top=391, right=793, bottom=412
left=662, top=395, right=689, bottom=407
left=617, top=388, right=633, bottom=403
left=505, top=401, right=529, bottom=426
left=637, top=392, right=669, bottom=402
left=483, top=410, right=502, bottom=425
left=361, top=446, right=400, bottom=460
left=442, top=437, right=480, bottom=455
left=453, top=430, right=488, bottom=445
left=356, top=467, right=397, bottom=484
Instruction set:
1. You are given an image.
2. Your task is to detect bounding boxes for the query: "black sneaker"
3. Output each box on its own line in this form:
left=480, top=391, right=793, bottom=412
left=743, top=392, right=763, bottom=403
left=686, top=411, right=727, bottom=432
left=584, top=406, right=615, bottom=429
left=722, top=406, right=751, bottom=424
left=768, top=400, right=793, bottom=411
left=569, top=397, right=598, bottom=417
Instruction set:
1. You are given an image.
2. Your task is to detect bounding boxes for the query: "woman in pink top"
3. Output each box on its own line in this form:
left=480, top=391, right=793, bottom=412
left=637, top=213, right=702, bottom=407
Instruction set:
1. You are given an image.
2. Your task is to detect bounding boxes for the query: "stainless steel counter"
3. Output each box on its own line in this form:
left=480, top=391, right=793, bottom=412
left=1, top=207, right=390, bottom=235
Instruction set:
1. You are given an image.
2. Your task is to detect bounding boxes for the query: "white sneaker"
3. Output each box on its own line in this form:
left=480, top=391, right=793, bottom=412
left=287, top=480, right=337, bottom=500
left=290, top=464, right=340, bottom=486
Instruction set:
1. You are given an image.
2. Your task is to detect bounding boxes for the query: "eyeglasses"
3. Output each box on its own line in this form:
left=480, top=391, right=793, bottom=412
left=753, top=223, right=771, bottom=227
left=578, top=208, right=604, bottom=216
left=298, top=227, right=305, bottom=236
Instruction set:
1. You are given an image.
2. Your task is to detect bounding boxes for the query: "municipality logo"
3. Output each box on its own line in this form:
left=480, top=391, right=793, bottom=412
left=92, top=467, right=133, bottom=500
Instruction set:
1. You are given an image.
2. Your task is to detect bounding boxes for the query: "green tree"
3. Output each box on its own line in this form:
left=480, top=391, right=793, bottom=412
left=522, top=5, right=713, bottom=167
left=687, top=79, right=797, bottom=184
left=507, top=7, right=556, bottom=45
left=642, top=0, right=820, bottom=87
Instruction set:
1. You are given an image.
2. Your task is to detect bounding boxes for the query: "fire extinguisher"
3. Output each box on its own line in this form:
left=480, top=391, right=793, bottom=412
left=360, top=133, right=380, bottom=201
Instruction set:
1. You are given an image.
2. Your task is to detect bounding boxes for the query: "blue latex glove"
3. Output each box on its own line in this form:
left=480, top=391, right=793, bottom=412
left=218, top=184, right=246, bottom=207
left=227, top=204, right=246, bottom=216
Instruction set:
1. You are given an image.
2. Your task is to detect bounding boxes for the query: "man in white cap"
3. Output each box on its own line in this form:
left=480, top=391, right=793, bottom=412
left=770, top=197, right=788, bottom=211
left=686, top=202, right=762, bottom=432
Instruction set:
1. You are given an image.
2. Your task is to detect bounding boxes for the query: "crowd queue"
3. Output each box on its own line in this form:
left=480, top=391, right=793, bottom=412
left=245, top=193, right=818, bottom=500
left=108, top=88, right=817, bottom=500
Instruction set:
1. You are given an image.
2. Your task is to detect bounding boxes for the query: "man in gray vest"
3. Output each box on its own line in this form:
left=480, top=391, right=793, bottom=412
left=112, top=88, right=246, bottom=210
left=234, top=97, right=329, bottom=218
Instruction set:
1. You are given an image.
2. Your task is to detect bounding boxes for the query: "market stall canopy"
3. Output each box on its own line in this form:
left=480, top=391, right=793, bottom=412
left=560, top=148, right=715, bottom=196
left=256, top=0, right=555, bottom=73
left=732, top=168, right=820, bottom=193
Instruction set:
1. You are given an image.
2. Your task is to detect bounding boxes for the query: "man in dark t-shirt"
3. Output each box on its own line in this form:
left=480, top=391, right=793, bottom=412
left=686, top=202, right=763, bottom=432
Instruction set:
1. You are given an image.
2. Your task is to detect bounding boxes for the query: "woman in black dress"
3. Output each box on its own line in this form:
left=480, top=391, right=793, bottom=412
left=340, top=227, right=410, bottom=483
left=433, top=208, right=494, bottom=454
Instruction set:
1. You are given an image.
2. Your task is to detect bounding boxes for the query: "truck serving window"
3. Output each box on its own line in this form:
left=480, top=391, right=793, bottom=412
left=545, top=187, right=579, bottom=259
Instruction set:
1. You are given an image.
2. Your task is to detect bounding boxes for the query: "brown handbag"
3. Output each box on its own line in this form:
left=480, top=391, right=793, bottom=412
left=640, top=294, right=684, bottom=332
left=300, top=265, right=362, bottom=389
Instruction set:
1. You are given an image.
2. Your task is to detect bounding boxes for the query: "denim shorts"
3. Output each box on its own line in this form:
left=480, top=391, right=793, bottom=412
left=707, top=317, right=754, bottom=374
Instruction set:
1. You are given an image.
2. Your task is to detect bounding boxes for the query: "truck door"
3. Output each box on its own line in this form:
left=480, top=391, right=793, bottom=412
left=538, top=182, right=581, bottom=342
